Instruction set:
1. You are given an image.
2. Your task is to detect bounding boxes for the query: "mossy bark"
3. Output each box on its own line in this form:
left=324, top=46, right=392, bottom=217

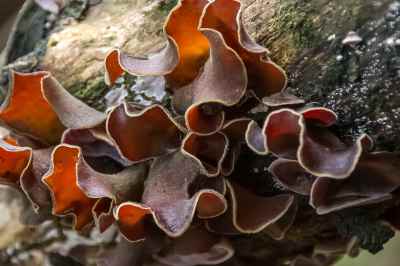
left=1, top=0, right=400, bottom=265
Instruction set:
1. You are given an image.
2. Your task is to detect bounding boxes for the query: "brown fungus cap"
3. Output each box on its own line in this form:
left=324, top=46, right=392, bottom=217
left=0, top=71, right=106, bottom=146
left=0, top=71, right=65, bottom=145
left=264, top=198, right=298, bottom=240
left=154, top=225, right=234, bottom=266
left=104, top=0, right=209, bottom=87
left=0, top=139, right=32, bottom=187
left=105, top=0, right=286, bottom=136
left=220, top=118, right=251, bottom=176
left=0, top=137, right=52, bottom=215
left=310, top=150, right=400, bottom=215
left=175, top=27, right=248, bottom=134
left=106, top=103, right=185, bottom=163
left=42, top=145, right=99, bottom=231
left=206, top=180, right=294, bottom=234
left=200, top=0, right=287, bottom=98
left=182, top=132, right=229, bottom=177
left=96, top=240, right=145, bottom=266
left=61, top=127, right=130, bottom=166
left=262, top=91, right=305, bottom=108
left=42, top=144, right=147, bottom=231
left=247, top=107, right=367, bottom=179
left=115, top=152, right=226, bottom=242
left=245, top=120, right=268, bottom=155
left=268, top=134, right=400, bottom=214
left=269, top=158, right=316, bottom=196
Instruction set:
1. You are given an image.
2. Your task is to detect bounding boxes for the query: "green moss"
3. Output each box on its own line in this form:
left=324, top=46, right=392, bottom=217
left=69, top=76, right=108, bottom=111
left=158, top=0, right=179, bottom=14
left=274, top=0, right=319, bottom=49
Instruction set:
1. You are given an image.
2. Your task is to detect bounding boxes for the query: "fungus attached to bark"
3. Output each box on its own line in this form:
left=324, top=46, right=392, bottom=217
left=0, top=139, right=32, bottom=187
left=247, top=107, right=366, bottom=179
left=154, top=225, right=234, bottom=266
left=310, top=151, right=400, bottom=214
left=42, top=145, right=99, bottom=231
left=182, top=132, right=228, bottom=177
left=3, top=0, right=400, bottom=264
left=206, top=180, right=294, bottom=234
left=105, top=0, right=286, bottom=135
left=0, top=71, right=106, bottom=146
left=42, top=144, right=147, bottom=232
left=268, top=139, right=400, bottom=215
left=115, top=152, right=226, bottom=242
left=107, top=103, right=185, bottom=163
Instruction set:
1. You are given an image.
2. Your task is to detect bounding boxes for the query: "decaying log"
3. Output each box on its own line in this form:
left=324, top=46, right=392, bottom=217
left=1, top=0, right=400, bottom=265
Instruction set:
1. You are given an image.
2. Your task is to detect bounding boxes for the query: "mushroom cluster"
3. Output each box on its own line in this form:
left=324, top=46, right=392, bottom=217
left=2, top=0, right=400, bottom=265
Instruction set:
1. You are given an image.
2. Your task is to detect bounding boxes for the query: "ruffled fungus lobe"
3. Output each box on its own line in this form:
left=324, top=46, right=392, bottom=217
left=115, top=152, right=226, bottom=242
left=105, top=0, right=286, bottom=135
left=220, top=118, right=251, bottom=175
left=262, top=91, right=305, bottom=107
left=206, top=180, right=294, bottom=234
left=104, top=0, right=209, bottom=87
left=107, top=103, right=185, bottom=163
left=42, top=145, right=99, bottom=230
left=96, top=240, right=145, bottom=266
left=269, top=158, right=316, bottom=196
left=200, top=0, right=287, bottom=98
left=269, top=137, right=400, bottom=214
left=245, top=120, right=268, bottom=155
left=0, top=71, right=106, bottom=146
left=263, top=107, right=338, bottom=160
left=62, top=126, right=129, bottom=166
left=310, top=151, right=400, bottom=214
left=249, top=107, right=366, bottom=179
left=154, top=226, right=234, bottom=266
left=183, top=103, right=226, bottom=136
left=41, top=76, right=106, bottom=130
left=175, top=27, right=248, bottom=134
left=298, top=109, right=365, bottom=179
left=0, top=134, right=52, bottom=213
left=0, top=139, right=32, bottom=186
left=0, top=71, right=65, bottom=145
left=21, top=147, right=54, bottom=212
left=182, top=132, right=228, bottom=177
left=263, top=108, right=303, bottom=159
left=43, top=143, right=147, bottom=232
left=264, top=198, right=298, bottom=240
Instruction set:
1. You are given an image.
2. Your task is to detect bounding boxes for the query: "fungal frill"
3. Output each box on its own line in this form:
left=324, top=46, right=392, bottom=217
left=246, top=106, right=372, bottom=178
left=105, top=0, right=286, bottom=135
left=309, top=150, right=400, bottom=214
left=206, top=180, right=295, bottom=235
left=115, top=152, right=227, bottom=242
left=42, top=144, right=147, bottom=231
left=253, top=106, right=400, bottom=214
left=153, top=225, right=234, bottom=266
left=3, top=0, right=400, bottom=264
left=0, top=71, right=110, bottom=220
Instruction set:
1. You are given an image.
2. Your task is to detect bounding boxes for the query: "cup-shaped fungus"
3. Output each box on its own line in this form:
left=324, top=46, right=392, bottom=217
left=105, top=0, right=286, bottom=135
